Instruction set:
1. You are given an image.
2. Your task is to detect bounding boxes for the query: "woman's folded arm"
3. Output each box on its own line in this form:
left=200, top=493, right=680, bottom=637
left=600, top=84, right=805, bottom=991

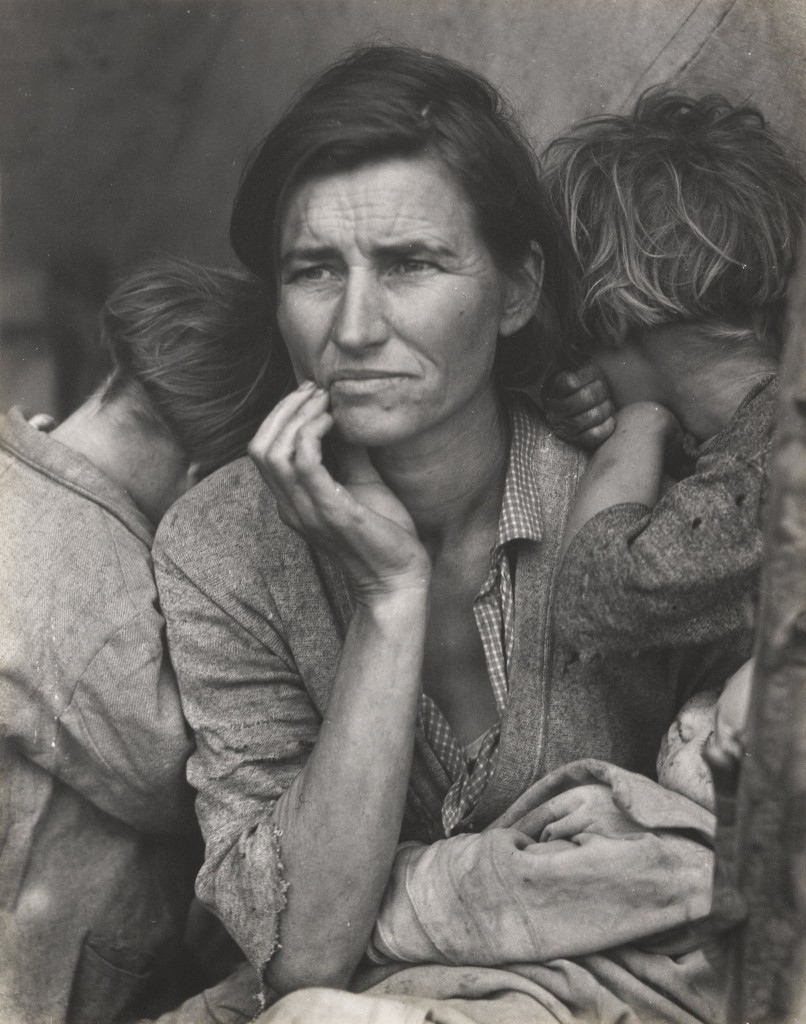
left=370, top=767, right=718, bottom=967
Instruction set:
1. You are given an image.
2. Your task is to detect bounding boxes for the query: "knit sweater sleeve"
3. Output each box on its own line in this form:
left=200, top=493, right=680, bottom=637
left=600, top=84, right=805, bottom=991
left=552, top=382, right=776, bottom=654
left=153, top=481, right=322, bottom=974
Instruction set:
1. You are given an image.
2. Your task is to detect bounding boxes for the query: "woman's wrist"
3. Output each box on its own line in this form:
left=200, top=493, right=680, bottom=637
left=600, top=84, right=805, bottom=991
left=352, top=569, right=431, bottom=619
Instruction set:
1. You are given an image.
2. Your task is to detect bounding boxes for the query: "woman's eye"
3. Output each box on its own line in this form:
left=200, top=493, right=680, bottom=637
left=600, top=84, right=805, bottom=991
left=292, top=266, right=336, bottom=283
left=393, top=259, right=435, bottom=275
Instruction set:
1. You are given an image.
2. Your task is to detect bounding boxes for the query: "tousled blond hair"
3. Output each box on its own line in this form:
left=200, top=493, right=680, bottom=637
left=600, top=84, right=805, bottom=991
left=544, top=89, right=805, bottom=354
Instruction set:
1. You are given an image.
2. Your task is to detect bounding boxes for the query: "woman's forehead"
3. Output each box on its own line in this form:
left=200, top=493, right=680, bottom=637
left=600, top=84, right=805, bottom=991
left=279, top=156, right=481, bottom=253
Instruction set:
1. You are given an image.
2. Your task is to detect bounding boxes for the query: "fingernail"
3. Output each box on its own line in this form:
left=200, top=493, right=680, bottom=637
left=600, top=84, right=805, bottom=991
left=300, top=380, right=316, bottom=390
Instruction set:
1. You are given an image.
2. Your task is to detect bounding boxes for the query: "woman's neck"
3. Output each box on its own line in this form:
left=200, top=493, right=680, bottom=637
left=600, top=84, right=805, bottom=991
left=52, top=393, right=190, bottom=524
left=369, top=385, right=510, bottom=551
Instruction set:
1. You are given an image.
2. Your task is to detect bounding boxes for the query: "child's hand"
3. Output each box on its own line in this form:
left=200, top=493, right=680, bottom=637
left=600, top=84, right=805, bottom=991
left=543, top=364, right=616, bottom=450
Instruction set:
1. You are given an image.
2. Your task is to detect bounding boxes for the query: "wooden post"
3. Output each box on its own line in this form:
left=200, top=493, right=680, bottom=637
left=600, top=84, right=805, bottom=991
left=730, top=248, right=806, bottom=1021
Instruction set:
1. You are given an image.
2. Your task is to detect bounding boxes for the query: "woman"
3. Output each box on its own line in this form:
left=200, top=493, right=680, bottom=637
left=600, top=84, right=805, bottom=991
left=153, top=47, right=738, bottom=1021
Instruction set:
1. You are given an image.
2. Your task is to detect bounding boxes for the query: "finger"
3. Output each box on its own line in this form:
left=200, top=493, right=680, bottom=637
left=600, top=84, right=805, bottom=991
left=552, top=415, right=615, bottom=449
left=547, top=380, right=611, bottom=418
left=573, top=417, right=617, bottom=450
left=272, top=390, right=331, bottom=465
left=293, top=410, right=335, bottom=474
left=251, top=388, right=329, bottom=466
left=250, top=379, right=319, bottom=453
left=274, top=412, right=362, bottom=525
left=264, top=454, right=334, bottom=538
left=27, top=413, right=57, bottom=431
left=545, top=363, right=600, bottom=399
left=565, top=399, right=616, bottom=433
left=251, top=406, right=332, bottom=519
left=548, top=401, right=614, bottom=441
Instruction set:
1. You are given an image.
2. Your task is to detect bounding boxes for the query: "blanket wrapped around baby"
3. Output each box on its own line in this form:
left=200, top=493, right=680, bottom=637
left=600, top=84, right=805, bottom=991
left=260, top=759, right=744, bottom=1024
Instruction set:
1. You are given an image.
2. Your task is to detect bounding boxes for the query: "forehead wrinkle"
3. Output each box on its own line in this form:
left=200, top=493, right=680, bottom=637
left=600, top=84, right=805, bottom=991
left=281, top=186, right=356, bottom=251
left=283, top=166, right=474, bottom=259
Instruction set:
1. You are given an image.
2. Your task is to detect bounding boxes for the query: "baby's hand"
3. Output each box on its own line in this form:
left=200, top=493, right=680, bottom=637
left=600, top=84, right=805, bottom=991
left=703, top=658, right=754, bottom=800
left=25, top=412, right=57, bottom=432
left=708, top=659, right=754, bottom=765
left=543, top=364, right=616, bottom=450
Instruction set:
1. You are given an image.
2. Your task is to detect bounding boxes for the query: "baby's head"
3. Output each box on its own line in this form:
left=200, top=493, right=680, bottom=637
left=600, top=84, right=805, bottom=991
left=657, top=660, right=754, bottom=810
left=100, top=258, right=293, bottom=479
left=544, top=89, right=805, bottom=357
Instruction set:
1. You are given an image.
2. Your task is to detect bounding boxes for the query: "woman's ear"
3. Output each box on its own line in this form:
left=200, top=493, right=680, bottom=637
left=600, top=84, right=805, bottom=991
left=499, top=241, right=545, bottom=337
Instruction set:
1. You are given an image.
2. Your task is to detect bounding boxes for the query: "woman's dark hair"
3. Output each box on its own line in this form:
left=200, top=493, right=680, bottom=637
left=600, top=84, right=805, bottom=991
left=101, top=258, right=293, bottom=477
left=543, top=88, right=806, bottom=354
left=230, top=44, right=579, bottom=387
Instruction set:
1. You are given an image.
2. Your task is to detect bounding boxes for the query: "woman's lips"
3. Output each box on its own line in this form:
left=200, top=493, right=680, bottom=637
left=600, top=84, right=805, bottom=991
left=329, top=373, right=410, bottom=393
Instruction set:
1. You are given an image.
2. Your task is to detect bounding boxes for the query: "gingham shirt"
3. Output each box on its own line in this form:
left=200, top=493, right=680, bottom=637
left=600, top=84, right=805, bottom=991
left=418, top=398, right=541, bottom=836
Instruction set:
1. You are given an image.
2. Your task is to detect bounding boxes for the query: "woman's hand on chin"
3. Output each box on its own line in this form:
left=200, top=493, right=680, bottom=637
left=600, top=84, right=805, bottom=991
left=249, top=381, right=431, bottom=599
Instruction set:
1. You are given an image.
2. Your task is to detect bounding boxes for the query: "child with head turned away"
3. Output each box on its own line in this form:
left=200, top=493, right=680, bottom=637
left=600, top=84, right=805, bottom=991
left=541, top=90, right=804, bottom=796
left=0, top=259, right=291, bottom=1024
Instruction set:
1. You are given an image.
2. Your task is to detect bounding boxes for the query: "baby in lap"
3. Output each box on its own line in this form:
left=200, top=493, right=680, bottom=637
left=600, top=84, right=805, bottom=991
left=658, top=658, right=753, bottom=811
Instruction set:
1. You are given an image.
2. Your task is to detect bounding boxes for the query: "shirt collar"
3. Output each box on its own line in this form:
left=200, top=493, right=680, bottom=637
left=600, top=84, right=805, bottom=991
left=494, top=394, right=543, bottom=550
left=0, top=406, right=155, bottom=546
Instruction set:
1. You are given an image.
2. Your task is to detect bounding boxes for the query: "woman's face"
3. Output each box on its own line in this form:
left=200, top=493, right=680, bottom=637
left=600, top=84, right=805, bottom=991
left=276, top=156, right=529, bottom=447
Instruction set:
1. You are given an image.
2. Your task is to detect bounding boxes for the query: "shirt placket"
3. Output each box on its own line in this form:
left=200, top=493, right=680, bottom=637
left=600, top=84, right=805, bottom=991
left=417, top=399, right=539, bottom=835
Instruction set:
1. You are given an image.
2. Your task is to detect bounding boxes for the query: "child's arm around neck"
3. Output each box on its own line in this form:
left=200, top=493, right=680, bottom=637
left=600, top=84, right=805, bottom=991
left=557, top=401, right=680, bottom=564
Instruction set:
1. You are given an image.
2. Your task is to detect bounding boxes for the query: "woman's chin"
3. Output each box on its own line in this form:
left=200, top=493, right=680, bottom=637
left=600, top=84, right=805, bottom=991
left=330, top=406, right=413, bottom=448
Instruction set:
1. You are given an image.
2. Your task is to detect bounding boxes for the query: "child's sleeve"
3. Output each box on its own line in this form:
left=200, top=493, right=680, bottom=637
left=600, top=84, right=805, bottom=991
left=553, top=441, right=769, bottom=654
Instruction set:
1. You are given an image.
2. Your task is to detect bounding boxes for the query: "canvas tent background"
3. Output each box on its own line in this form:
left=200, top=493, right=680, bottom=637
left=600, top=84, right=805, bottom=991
left=1, top=1, right=805, bottom=1019
left=2, top=0, right=804, bottom=415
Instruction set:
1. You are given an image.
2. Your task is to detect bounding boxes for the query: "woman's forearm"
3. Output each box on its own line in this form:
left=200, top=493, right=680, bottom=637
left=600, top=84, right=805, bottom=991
left=371, top=774, right=716, bottom=967
left=266, top=584, right=428, bottom=994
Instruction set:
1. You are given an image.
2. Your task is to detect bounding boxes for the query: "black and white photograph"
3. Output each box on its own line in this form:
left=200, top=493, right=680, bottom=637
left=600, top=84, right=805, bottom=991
left=2, top=2, right=806, bottom=1022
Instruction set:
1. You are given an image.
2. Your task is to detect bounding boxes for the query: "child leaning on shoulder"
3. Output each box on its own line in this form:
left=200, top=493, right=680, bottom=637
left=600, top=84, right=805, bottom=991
left=541, top=90, right=804, bottom=719
left=0, top=258, right=292, bottom=1023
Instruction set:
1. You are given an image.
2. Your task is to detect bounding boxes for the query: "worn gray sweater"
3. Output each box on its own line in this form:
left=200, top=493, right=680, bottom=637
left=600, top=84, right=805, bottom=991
left=154, top=405, right=748, bottom=972
left=553, top=375, right=777, bottom=653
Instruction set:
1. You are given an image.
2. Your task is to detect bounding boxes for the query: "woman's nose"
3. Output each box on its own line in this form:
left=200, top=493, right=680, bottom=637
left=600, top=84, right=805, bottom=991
left=332, top=270, right=387, bottom=351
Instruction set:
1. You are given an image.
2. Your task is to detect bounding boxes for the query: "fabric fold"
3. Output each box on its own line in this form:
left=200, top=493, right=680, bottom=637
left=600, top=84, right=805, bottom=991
left=370, top=760, right=718, bottom=968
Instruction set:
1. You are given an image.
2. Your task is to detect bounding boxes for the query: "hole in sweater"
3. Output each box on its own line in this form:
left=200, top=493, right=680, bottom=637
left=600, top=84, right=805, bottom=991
left=691, top=517, right=702, bottom=529
left=735, top=494, right=746, bottom=506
